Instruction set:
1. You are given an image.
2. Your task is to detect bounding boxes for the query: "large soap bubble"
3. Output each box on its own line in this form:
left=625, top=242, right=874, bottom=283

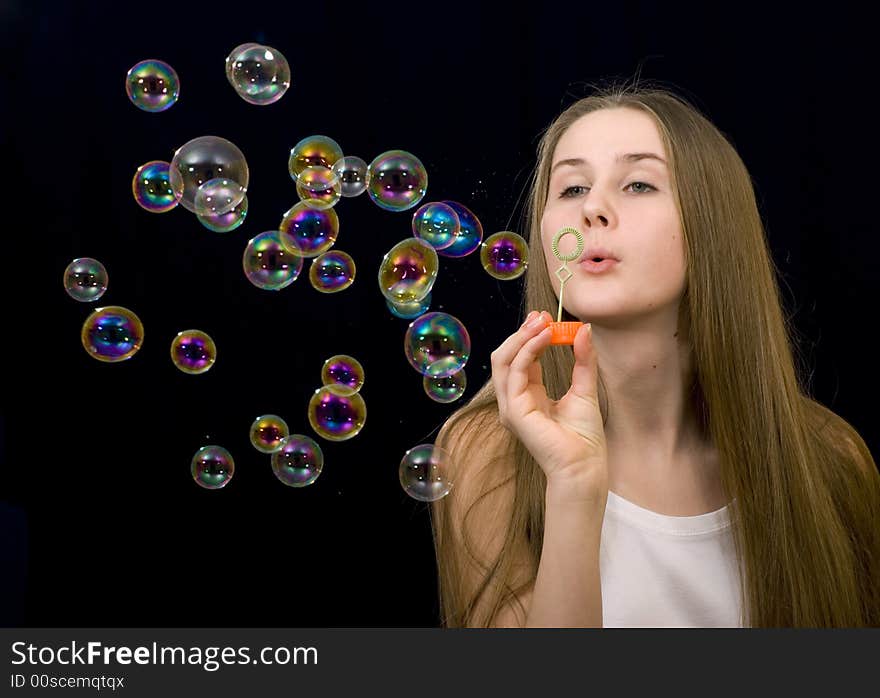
left=377, top=237, right=438, bottom=304
left=242, top=230, right=304, bottom=290
left=399, top=444, right=454, bottom=502
left=250, top=414, right=290, bottom=454
left=125, top=59, right=180, bottom=112
left=438, top=200, right=483, bottom=257
left=367, top=150, right=428, bottom=212
left=225, top=42, right=260, bottom=85
left=278, top=202, right=339, bottom=258
left=404, top=311, right=471, bottom=378
left=412, top=202, right=459, bottom=250
left=64, top=258, right=108, bottom=302
left=81, top=306, right=144, bottom=363
left=296, top=166, right=342, bottom=210
left=170, top=329, right=217, bottom=374
left=332, top=156, right=368, bottom=197
left=228, top=44, right=291, bottom=105
left=194, top=178, right=247, bottom=217
left=480, top=231, right=529, bottom=280
left=321, top=354, right=365, bottom=395
left=271, top=434, right=324, bottom=487
left=169, top=135, right=249, bottom=214
left=288, top=135, right=344, bottom=182
left=132, top=160, right=178, bottom=213
left=308, top=385, right=366, bottom=442
left=424, top=369, right=467, bottom=403
left=310, top=250, right=355, bottom=293
left=191, top=445, right=234, bottom=489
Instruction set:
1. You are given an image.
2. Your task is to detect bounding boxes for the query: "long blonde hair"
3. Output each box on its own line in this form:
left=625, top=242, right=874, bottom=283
left=430, top=79, right=880, bottom=628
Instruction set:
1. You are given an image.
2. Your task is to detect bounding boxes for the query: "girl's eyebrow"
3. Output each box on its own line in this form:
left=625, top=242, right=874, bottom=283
left=551, top=152, right=667, bottom=174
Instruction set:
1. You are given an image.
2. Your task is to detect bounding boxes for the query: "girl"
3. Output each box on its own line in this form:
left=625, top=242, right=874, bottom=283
left=430, top=81, right=880, bottom=628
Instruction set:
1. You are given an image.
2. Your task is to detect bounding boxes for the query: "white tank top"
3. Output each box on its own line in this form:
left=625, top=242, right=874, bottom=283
left=599, top=490, right=746, bottom=627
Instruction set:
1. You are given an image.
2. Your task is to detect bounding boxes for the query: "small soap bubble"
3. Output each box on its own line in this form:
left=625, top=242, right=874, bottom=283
left=132, top=160, right=178, bottom=213
left=386, top=292, right=431, bottom=320
left=412, top=202, right=459, bottom=250
left=308, top=385, right=367, bottom=442
left=404, top=311, right=471, bottom=378
left=197, top=195, right=248, bottom=232
left=321, top=354, right=364, bottom=395
left=332, top=156, right=368, bottom=197
left=288, top=135, right=344, bottom=182
left=125, top=59, right=180, bottom=112
left=242, top=230, right=304, bottom=290
left=229, top=44, right=291, bottom=105
left=194, top=178, right=247, bottom=217
left=278, top=201, right=339, bottom=258
left=225, top=42, right=260, bottom=85
left=399, top=444, right=454, bottom=502
left=81, top=306, right=144, bottom=362
left=271, top=434, right=324, bottom=487
left=367, top=150, right=428, bottom=212
left=377, top=237, right=438, bottom=304
left=169, top=135, right=249, bottom=214
left=438, top=201, right=483, bottom=258
left=191, top=445, right=234, bottom=489
left=310, top=250, right=355, bottom=293
left=170, top=329, right=217, bottom=374
left=64, top=258, right=108, bottom=302
left=480, top=231, right=529, bottom=280
left=250, top=414, right=290, bottom=454
left=296, top=165, right=342, bottom=210
left=424, top=369, right=467, bottom=403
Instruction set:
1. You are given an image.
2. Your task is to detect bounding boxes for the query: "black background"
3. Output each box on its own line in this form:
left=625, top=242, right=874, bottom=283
left=0, top=2, right=876, bottom=627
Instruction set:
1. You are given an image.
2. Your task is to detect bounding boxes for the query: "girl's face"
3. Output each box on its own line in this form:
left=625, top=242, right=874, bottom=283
left=541, top=108, right=686, bottom=327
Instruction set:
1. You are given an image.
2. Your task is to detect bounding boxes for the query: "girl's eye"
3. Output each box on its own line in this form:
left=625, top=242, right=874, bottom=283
left=559, top=182, right=656, bottom=198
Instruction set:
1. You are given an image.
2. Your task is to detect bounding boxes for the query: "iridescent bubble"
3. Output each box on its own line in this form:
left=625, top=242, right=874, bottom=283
left=377, top=237, right=438, bottom=304
left=170, top=329, right=217, bottom=374
left=243, top=230, right=304, bottom=291
left=399, top=444, right=454, bottom=502
left=288, top=135, right=344, bottom=182
left=321, top=354, right=365, bottom=395
left=480, top=231, right=529, bottom=280
left=125, top=59, right=180, bottom=112
left=404, top=311, right=471, bottom=378
left=194, top=177, right=247, bottom=217
left=81, top=306, right=144, bottom=363
left=310, top=250, right=355, bottom=293
left=229, top=44, right=291, bottom=105
left=438, top=200, right=483, bottom=258
left=386, top=292, right=431, bottom=320
left=332, top=155, right=368, bottom=197
left=412, top=202, right=459, bottom=250
left=271, top=434, right=324, bottom=487
left=296, top=166, right=342, bottom=210
left=225, top=42, right=260, bottom=85
left=367, top=150, right=428, bottom=212
left=308, top=385, right=367, bottom=442
left=197, top=195, right=248, bottom=233
left=191, top=445, right=234, bottom=490
left=64, top=258, right=108, bottom=302
left=132, top=160, right=178, bottom=213
left=278, top=201, right=339, bottom=258
left=424, top=369, right=467, bottom=404
left=250, top=414, right=290, bottom=454
left=169, top=135, right=249, bottom=214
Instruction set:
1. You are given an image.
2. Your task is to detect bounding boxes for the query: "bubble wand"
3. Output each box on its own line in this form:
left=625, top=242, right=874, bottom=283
left=548, top=226, right=585, bottom=345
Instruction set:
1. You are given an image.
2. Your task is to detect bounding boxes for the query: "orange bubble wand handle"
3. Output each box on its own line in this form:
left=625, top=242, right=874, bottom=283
left=549, top=226, right=585, bottom=345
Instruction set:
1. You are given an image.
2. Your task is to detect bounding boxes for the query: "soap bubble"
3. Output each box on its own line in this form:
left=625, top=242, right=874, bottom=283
left=170, top=329, right=217, bottom=374
left=310, top=250, right=355, bottom=293
left=308, top=385, right=367, bottom=442
left=197, top=195, right=248, bottom=232
left=332, top=155, right=368, bottom=197
left=225, top=42, right=260, bottom=85
left=404, top=311, right=471, bottom=378
left=81, top=306, right=144, bottom=363
left=278, top=201, right=339, bottom=258
left=480, top=231, right=529, bottom=280
left=377, top=237, right=438, bottom=304
left=64, top=258, right=108, bottom=302
left=321, top=354, right=364, bottom=395
left=399, top=444, right=454, bottom=502
left=296, top=165, right=342, bottom=210
left=228, top=44, right=290, bottom=105
left=424, top=369, right=467, bottom=403
left=125, top=59, right=180, bottom=112
left=191, top=445, right=234, bottom=489
left=194, top=178, right=247, bottom=217
left=250, top=414, right=290, bottom=454
left=412, top=202, right=459, bottom=250
left=438, top=200, right=483, bottom=257
left=386, top=292, right=431, bottom=320
left=288, top=135, right=344, bottom=181
left=169, top=135, right=249, bottom=214
left=132, top=160, right=178, bottom=213
left=243, top=230, right=304, bottom=290
left=367, top=150, right=428, bottom=212
left=271, top=434, right=324, bottom=487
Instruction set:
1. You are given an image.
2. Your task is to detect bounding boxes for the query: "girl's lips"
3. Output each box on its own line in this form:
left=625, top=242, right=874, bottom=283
left=578, top=259, right=618, bottom=274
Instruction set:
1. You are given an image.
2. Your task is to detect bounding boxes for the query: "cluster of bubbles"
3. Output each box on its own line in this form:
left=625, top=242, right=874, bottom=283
left=309, top=354, right=367, bottom=442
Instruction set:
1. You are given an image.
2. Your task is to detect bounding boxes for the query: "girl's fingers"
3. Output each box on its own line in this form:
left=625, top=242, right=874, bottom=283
left=506, top=325, right=553, bottom=400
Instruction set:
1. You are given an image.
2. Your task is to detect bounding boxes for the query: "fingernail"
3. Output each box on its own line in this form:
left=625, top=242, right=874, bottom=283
left=527, top=313, right=546, bottom=328
left=522, top=311, right=538, bottom=327
left=586, top=323, right=593, bottom=337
